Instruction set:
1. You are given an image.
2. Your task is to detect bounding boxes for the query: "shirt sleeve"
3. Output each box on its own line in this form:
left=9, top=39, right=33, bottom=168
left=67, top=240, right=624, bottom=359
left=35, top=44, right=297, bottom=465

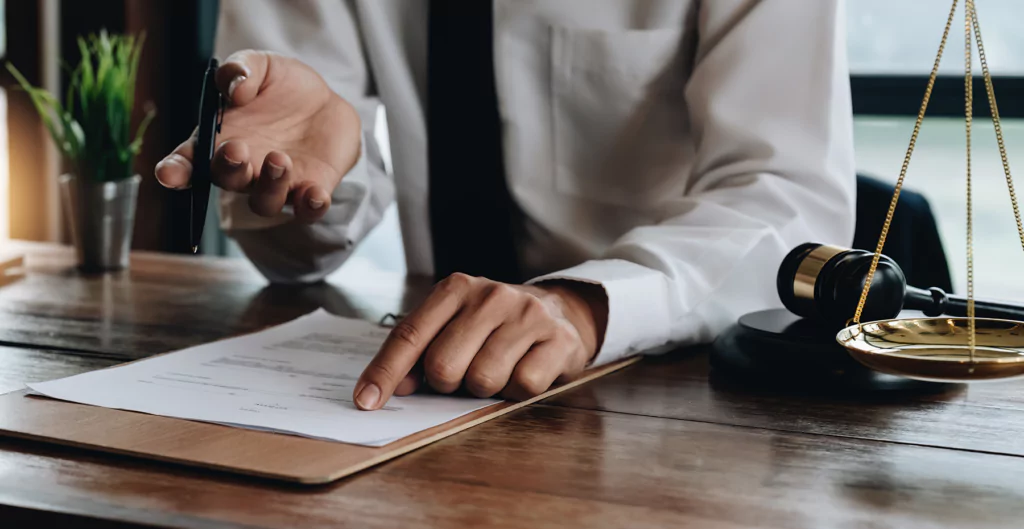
left=214, top=0, right=394, bottom=284
left=529, top=0, right=856, bottom=366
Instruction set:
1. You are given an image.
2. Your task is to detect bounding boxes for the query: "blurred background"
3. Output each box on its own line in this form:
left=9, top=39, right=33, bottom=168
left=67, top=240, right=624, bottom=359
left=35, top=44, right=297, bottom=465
left=848, top=0, right=1024, bottom=300
left=0, top=0, right=1022, bottom=299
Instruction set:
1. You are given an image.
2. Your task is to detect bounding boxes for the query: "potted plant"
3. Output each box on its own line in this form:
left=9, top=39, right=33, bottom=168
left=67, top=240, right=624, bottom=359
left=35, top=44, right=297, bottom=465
left=7, top=30, right=154, bottom=272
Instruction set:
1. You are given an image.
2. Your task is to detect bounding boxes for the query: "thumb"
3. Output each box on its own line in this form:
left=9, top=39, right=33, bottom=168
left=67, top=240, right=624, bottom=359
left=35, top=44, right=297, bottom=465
left=215, top=49, right=269, bottom=107
left=154, top=129, right=197, bottom=190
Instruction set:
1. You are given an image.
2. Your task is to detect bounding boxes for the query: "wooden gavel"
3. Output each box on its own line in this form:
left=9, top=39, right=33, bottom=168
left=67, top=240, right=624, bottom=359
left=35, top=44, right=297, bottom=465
left=777, top=243, right=1024, bottom=326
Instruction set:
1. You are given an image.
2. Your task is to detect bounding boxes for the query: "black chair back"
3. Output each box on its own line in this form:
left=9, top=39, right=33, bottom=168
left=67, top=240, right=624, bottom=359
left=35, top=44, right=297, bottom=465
left=853, top=174, right=953, bottom=292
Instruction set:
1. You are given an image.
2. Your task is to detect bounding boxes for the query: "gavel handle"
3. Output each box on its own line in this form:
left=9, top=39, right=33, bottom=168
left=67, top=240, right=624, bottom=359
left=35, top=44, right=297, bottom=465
left=904, top=286, right=1024, bottom=320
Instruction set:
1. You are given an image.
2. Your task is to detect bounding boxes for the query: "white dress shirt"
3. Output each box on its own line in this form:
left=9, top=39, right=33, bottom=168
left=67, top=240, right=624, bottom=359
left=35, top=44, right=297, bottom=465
left=214, top=0, right=856, bottom=366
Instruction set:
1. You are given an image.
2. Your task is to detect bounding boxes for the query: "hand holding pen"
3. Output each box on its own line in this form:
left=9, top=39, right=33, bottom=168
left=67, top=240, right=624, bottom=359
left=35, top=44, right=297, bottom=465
left=154, top=50, right=362, bottom=250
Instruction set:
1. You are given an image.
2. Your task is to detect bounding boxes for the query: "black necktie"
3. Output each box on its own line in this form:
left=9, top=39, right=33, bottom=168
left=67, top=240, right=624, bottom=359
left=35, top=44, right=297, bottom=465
left=427, top=0, right=521, bottom=284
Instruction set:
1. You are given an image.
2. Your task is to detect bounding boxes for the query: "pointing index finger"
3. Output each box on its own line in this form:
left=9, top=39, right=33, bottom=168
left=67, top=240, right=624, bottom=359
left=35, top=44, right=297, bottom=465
left=353, top=275, right=472, bottom=410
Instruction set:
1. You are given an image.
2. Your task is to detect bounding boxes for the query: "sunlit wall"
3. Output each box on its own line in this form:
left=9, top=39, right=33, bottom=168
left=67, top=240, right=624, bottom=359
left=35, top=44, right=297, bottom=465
left=0, top=86, right=9, bottom=242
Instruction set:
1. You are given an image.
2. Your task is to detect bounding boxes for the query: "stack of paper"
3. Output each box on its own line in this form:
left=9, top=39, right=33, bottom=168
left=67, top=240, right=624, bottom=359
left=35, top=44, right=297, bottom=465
left=28, top=310, right=500, bottom=446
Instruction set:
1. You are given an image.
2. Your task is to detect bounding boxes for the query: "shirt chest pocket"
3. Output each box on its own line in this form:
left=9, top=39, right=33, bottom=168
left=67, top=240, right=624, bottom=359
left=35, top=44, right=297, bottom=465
left=551, top=26, right=685, bottom=207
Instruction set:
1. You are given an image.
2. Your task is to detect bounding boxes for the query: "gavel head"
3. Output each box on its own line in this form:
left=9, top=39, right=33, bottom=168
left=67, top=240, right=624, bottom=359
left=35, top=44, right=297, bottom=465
left=777, top=243, right=907, bottom=326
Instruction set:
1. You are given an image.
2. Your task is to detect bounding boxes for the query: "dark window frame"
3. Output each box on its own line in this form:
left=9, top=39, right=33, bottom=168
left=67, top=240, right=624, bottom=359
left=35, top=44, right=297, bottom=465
left=851, top=75, right=1024, bottom=118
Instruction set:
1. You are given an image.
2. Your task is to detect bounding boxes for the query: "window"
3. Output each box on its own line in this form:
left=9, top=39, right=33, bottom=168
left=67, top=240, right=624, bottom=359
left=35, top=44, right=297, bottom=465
left=848, top=0, right=1024, bottom=301
left=848, top=0, right=1024, bottom=76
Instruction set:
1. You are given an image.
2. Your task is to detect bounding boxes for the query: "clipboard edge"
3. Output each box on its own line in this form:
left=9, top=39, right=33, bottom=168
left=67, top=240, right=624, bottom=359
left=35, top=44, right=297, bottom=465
left=0, top=356, right=642, bottom=485
left=316, top=354, right=642, bottom=484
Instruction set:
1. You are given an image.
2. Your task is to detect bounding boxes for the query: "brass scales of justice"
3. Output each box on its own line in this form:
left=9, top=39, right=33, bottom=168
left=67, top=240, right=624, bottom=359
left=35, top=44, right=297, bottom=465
left=835, top=0, right=1024, bottom=382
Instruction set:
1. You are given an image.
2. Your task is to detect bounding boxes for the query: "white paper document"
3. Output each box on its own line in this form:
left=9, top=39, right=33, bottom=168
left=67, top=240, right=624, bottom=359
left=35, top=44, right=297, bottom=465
left=28, top=309, right=500, bottom=446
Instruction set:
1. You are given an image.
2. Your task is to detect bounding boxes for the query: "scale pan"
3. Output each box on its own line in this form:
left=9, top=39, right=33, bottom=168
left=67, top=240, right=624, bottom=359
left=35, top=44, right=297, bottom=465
left=836, top=318, right=1024, bottom=382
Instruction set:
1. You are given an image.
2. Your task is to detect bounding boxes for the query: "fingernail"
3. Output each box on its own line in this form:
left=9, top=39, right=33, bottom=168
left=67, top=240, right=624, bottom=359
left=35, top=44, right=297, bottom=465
left=356, top=383, right=381, bottom=410
left=228, top=75, right=247, bottom=99
left=218, top=142, right=242, bottom=167
left=155, top=154, right=192, bottom=176
left=267, top=161, right=284, bottom=180
left=155, top=156, right=193, bottom=189
left=309, top=198, right=325, bottom=210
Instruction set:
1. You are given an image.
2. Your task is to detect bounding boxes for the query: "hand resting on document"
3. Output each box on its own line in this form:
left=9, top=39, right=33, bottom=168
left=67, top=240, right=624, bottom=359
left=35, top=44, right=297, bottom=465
left=353, top=275, right=608, bottom=410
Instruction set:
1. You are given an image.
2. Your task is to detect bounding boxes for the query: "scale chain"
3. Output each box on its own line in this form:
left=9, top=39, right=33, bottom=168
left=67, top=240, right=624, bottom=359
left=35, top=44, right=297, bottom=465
left=965, top=0, right=975, bottom=363
left=970, top=4, right=1024, bottom=251
left=850, top=0, right=959, bottom=326
left=851, top=0, right=1022, bottom=367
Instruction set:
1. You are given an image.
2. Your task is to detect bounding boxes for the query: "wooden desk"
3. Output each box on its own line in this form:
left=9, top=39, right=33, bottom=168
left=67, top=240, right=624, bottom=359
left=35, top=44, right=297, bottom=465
left=0, top=242, right=1021, bottom=528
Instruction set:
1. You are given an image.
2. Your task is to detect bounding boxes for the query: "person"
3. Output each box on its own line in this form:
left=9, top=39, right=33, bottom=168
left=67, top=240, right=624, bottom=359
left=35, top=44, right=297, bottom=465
left=155, top=0, right=855, bottom=411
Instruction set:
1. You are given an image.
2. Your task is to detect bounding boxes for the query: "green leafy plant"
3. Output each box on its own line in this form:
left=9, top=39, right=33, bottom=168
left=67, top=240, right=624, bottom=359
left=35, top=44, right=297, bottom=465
left=6, top=30, right=155, bottom=182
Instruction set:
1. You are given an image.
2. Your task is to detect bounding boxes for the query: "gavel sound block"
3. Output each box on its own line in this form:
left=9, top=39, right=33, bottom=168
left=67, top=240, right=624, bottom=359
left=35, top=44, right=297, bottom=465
left=710, top=243, right=1024, bottom=391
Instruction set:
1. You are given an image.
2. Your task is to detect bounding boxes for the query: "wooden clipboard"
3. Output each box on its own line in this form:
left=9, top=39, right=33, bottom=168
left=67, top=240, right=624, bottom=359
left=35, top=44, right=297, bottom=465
left=0, top=356, right=638, bottom=484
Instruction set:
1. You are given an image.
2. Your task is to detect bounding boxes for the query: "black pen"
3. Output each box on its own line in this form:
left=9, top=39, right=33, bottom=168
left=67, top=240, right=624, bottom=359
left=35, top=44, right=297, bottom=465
left=190, top=58, right=223, bottom=254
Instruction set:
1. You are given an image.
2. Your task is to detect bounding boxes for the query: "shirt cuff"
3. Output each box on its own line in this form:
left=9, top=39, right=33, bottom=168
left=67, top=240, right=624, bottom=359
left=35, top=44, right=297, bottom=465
left=527, top=259, right=674, bottom=366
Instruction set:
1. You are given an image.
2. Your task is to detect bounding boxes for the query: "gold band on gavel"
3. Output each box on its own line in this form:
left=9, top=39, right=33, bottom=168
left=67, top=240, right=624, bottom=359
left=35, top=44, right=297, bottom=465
left=792, top=244, right=846, bottom=312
